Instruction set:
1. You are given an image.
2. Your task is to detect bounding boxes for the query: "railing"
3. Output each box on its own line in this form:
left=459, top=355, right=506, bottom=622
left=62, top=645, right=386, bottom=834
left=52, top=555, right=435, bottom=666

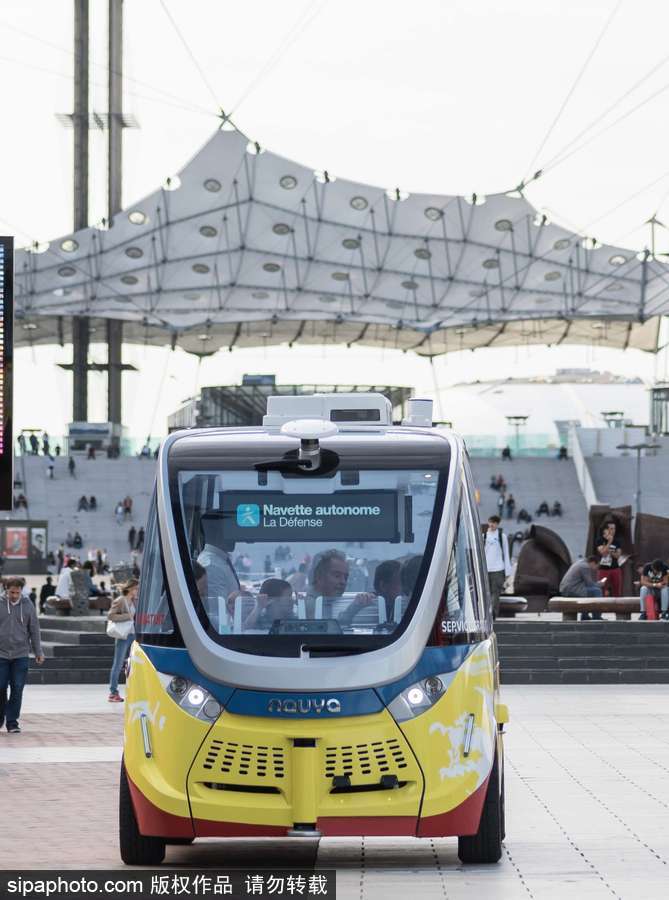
left=568, top=424, right=599, bottom=508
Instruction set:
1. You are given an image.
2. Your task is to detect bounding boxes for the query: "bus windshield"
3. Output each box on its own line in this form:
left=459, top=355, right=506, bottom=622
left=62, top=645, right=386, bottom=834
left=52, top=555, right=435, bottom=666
left=170, top=453, right=446, bottom=657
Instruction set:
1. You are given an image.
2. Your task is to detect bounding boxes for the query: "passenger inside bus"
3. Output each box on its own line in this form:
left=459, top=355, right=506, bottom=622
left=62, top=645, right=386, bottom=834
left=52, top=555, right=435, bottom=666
left=305, top=549, right=377, bottom=624
left=243, top=578, right=297, bottom=630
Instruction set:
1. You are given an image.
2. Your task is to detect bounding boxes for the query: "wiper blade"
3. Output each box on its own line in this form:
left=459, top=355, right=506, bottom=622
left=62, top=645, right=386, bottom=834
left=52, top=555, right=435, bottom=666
left=301, top=643, right=366, bottom=655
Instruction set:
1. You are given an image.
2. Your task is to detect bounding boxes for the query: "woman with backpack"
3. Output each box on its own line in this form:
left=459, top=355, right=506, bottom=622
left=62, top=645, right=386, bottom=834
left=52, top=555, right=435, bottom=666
left=106, top=579, right=138, bottom=703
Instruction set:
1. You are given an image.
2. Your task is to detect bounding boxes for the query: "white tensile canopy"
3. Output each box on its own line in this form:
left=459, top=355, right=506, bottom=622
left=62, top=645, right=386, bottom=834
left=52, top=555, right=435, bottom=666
left=13, top=127, right=669, bottom=356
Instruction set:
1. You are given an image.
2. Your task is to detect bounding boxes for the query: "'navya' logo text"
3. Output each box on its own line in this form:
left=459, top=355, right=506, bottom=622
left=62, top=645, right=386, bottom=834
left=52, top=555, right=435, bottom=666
left=237, top=503, right=260, bottom=527
left=267, top=697, right=342, bottom=714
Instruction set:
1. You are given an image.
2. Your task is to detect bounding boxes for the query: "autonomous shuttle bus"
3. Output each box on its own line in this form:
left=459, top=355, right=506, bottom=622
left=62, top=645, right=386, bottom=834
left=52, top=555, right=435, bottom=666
left=120, top=393, right=508, bottom=865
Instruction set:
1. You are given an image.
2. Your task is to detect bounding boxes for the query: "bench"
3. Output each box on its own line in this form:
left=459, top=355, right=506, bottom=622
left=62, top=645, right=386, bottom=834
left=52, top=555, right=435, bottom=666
left=547, top=597, right=640, bottom=621
left=89, top=595, right=112, bottom=614
left=498, top=596, right=529, bottom=617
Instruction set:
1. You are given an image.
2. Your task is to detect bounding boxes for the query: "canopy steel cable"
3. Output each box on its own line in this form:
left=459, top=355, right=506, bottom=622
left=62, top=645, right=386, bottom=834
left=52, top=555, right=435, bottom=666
left=523, top=0, right=623, bottom=182
left=540, top=48, right=669, bottom=173
left=158, top=0, right=222, bottom=111
left=229, top=0, right=328, bottom=115
left=578, top=166, right=669, bottom=233
left=147, top=346, right=172, bottom=439
left=0, top=52, right=213, bottom=117
left=539, top=75, right=669, bottom=177
left=0, top=18, right=212, bottom=116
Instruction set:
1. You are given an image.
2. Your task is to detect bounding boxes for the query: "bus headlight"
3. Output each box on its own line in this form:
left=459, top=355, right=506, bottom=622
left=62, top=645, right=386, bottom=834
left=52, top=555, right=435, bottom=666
left=387, top=672, right=454, bottom=722
left=163, top=675, right=222, bottom=721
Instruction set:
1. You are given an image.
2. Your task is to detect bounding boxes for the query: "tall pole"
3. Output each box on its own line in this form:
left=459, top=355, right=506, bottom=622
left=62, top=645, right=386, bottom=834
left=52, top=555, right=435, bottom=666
left=72, top=0, right=89, bottom=422
left=636, top=447, right=642, bottom=517
left=107, top=0, right=123, bottom=441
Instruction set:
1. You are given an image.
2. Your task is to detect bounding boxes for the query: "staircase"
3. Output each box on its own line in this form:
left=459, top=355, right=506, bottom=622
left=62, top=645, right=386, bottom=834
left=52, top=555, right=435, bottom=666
left=469, top=458, right=588, bottom=559
left=11, top=454, right=155, bottom=567
left=31, top=616, right=669, bottom=685
left=497, top=620, right=669, bottom=683
left=30, top=615, right=115, bottom=685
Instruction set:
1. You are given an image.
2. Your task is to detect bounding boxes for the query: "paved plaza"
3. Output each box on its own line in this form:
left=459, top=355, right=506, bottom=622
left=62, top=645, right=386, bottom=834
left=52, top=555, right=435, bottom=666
left=1, top=684, right=669, bottom=898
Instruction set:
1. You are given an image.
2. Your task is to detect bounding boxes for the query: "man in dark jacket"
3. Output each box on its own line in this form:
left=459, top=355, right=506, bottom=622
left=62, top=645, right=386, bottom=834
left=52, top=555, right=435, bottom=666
left=0, top=578, right=45, bottom=732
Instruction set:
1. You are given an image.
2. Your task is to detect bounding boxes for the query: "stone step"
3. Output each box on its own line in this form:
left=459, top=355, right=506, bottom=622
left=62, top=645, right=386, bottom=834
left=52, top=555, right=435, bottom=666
left=41, top=642, right=114, bottom=659
left=500, top=642, right=669, bottom=658
left=38, top=616, right=107, bottom=632
left=36, top=656, right=115, bottom=669
left=503, top=655, right=669, bottom=669
left=501, top=668, right=669, bottom=684
left=39, top=629, right=111, bottom=645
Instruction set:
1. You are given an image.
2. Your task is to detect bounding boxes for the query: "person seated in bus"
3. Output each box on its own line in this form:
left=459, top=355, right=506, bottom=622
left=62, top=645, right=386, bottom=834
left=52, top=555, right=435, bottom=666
left=373, top=560, right=402, bottom=621
left=196, top=517, right=240, bottom=614
left=287, top=562, right=308, bottom=593
left=306, top=549, right=376, bottom=624
left=244, top=578, right=297, bottom=630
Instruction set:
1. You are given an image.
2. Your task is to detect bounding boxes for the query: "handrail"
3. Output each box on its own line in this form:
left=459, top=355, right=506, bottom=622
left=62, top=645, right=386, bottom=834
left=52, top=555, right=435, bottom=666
left=569, top=425, right=599, bottom=508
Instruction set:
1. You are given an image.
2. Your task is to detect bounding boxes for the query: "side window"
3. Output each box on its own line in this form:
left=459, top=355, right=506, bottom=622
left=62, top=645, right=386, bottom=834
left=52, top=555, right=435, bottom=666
left=136, top=498, right=174, bottom=637
left=429, top=488, right=490, bottom=645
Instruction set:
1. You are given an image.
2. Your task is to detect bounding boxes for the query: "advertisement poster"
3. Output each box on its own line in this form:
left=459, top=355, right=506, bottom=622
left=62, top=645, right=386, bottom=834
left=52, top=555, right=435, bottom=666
left=5, top=526, right=28, bottom=559
left=30, top=526, right=46, bottom=563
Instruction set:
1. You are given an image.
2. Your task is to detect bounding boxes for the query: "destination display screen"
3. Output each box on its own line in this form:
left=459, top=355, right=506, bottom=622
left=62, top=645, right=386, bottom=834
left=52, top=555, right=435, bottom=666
left=0, top=237, right=13, bottom=510
left=219, top=490, right=399, bottom=542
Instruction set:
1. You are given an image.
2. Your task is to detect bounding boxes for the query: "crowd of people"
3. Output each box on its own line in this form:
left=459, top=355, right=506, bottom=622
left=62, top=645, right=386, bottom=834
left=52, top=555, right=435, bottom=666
left=488, top=474, right=563, bottom=525
left=557, top=518, right=669, bottom=621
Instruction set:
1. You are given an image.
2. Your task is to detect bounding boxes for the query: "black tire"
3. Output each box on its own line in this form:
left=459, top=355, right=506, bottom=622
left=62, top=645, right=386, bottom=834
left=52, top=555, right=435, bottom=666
left=119, top=760, right=166, bottom=865
left=458, top=750, right=503, bottom=864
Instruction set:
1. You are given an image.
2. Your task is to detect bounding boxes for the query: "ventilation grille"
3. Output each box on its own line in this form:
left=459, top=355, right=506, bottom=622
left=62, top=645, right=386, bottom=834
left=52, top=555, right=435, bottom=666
left=202, top=739, right=286, bottom=779
left=324, top=739, right=408, bottom=779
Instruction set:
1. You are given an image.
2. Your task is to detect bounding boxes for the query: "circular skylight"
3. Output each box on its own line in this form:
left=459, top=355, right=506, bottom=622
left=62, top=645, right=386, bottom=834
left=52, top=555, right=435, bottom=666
left=350, top=196, right=368, bottom=211
left=424, top=207, right=443, bottom=221
left=192, top=263, right=210, bottom=274
left=402, top=280, right=418, bottom=290
left=279, top=175, right=297, bottom=190
left=469, top=289, right=485, bottom=298
left=252, top=291, right=269, bottom=300
left=494, top=219, right=513, bottom=232
left=384, top=300, right=404, bottom=310
left=22, top=322, right=37, bottom=331
left=60, top=239, right=78, bottom=253
left=591, top=322, right=605, bottom=330
left=263, top=262, right=281, bottom=273
left=609, top=254, right=628, bottom=266
left=197, top=333, right=211, bottom=341
left=204, top=178, right=221, bottom=192
left=342, top=238, right=360, bottom=250
left=544, top=271, right=561, bottom=281
left=482, top=258, right=499, bottom=269
left=52, top=288, right=71, bottom=297
left=553, top=238, right=570, bottom=250
left=121, top=274, right=138, bottom=285
left=199, top=225, right=217, bottom=238
left=605, top=283, right=623, bottom=292
left=57, top=266, right=76, bottom=277
left=273, top=223, right=291, bottom=235
left=320, top=295, right=337, bottom=303
left=125, top=246, right=143, bottom=259
left=414, top=247, right=431, bottom=260
left=128, top=211, right=147, bottom=225
left=332, top=271, right=349, bottom=281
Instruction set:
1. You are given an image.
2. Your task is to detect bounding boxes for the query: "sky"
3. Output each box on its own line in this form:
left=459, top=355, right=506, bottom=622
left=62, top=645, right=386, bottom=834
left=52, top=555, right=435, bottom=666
left=2, top=0, right=669, bottom=439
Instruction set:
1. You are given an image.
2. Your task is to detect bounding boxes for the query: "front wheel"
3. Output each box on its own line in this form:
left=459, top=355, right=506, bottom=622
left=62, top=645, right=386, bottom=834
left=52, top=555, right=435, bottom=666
left=458, top=750, right=503, bottom=864
left=119, top=760, right=166, bottom=865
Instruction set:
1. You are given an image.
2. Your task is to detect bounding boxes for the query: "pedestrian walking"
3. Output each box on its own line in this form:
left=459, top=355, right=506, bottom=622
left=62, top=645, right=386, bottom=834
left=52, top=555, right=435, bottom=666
left=68, top=456, right=76, bottom=477
left=135, top=527, right=145, bottom=553
left=128, top=526, right=137, bottom=552
left=0, top=577, right=45, bottom=732
left=115, top=502, right=124, bottom=526
left=107, top=579, right=138, bottom=703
